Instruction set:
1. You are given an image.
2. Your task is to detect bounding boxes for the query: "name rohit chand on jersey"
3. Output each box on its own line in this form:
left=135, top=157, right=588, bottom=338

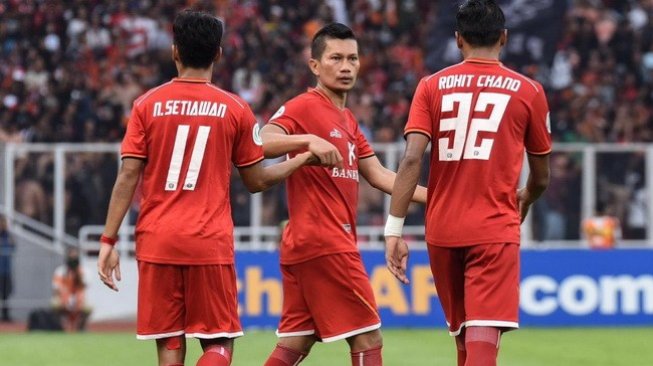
left=152, top=100, right=228, bottom=118
left=438, top=74, right=522, bottom=92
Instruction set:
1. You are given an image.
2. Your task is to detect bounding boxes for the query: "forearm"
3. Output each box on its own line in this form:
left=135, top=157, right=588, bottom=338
left=369, top=167, right=426, bottom=204
left=524, top=173, right=548, bottom=204
left=389, top=157, right=422, bottom=217
left=102, top=174, right=140, bottom=238
left=261, top=133, right=314, bottom=158
left=259, top=153, right=311, bottom=190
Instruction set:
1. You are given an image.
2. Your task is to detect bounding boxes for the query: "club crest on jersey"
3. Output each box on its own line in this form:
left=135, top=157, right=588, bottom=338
left=252, top=123, right=263, bottom=146
left=330, top=128, right=342, bottom=139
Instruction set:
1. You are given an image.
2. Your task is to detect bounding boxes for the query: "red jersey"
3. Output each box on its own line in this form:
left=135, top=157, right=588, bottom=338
left=121, top=78, right=264, bottom=265
left=405, top=58, right=552, bottom=246
left=269, top=89, right=375, bottom=264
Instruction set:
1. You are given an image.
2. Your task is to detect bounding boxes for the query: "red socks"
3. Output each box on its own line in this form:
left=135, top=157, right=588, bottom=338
left=350, top=346, right=383, bottom=366
left=455, top=335, right=466, bottom=366
left=196, top=345, right=231, bottom=366
left=464, top=327, right=500, bottom=366
left=264, top=344, right=307, bottom=366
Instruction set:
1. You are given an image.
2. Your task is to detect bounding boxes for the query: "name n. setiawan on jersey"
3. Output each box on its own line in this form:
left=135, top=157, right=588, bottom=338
left=405, top=58, right=552, bottom=247
left=122, top=78, right=264, bottom=265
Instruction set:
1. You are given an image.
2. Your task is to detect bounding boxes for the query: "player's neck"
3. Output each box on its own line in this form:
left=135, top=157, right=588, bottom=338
left=315, top=83, right=347, bottom=110
left=177, top=66, right=213, bottom=82
left=462, top=48, right=501, bottom=62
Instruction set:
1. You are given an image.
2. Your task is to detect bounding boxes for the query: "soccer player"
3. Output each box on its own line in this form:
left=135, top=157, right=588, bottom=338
left=97, top=10, right=318, bottom=366
left=260, top=23, right=427, bottom=366
left=384, top=1, right=551, bottom=366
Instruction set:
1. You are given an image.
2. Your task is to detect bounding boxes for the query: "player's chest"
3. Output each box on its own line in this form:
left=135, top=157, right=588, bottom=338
left=305, top=114, right=359, bottom=165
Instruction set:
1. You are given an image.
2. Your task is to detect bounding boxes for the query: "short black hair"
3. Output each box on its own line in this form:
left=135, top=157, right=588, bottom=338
left=311, top=22, right=357, bottom=59
left=173, top=9, right=223, bottom=68
left=456, top=0, right=506, bottom=47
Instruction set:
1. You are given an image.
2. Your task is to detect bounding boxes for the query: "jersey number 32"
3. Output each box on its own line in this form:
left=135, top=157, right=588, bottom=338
left=439, top=92, right=510, bottom=161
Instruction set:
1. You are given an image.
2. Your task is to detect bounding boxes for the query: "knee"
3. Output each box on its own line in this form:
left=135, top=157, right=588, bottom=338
left=278, top=336, right=316, bottom=355
left=349, top=329, right=383, bottom=351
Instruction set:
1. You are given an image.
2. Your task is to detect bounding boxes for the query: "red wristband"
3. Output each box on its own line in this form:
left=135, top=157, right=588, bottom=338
left=100, top=235, right=117, bottom=246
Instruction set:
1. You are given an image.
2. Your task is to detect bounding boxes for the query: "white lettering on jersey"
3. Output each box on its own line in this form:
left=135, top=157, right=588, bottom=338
left=331, top=167, right=359, bottom=182
left=348, top=142, right=356, bottom=167
left=154, top=100, right=228, bottom=118
left=477, top=75, right=522, bottom=92
left=438, top=74, right=474, bottom=90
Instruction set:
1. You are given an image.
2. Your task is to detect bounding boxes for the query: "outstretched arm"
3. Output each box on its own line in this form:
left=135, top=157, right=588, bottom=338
left=518, top=153, right=550, bottom=223
left=239, top=152, right=315, bottom=193
left=358, top=155, right=427, bottom=204
left=261, top=124, right=343, bottom=166
left=98, top=158, right=144, bottom=291
left=384, top=133, right=430, bottom=284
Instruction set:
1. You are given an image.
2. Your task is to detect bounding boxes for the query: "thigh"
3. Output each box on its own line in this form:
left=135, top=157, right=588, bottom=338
left=427, top=245, right=466, bottom=335
left=277, top=263, right=316, bottom=338
left=295, top=252, right=381, bottom=343
left=184, top=264, right=243, bottom=339
left=137, top=261, right=185, bottom=339
left=464, top=243, right=520, bottom=330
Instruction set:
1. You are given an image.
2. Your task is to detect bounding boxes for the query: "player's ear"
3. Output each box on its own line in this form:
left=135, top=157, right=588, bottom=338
left=171, top=44, right=179, bottom=63
left=308, top=57, right=320, bottom=77
left=455, top=31, right=463, bottom=49
left=500, top=29, right=508, bottom=47
left=214, top=46, right=222, bottom=63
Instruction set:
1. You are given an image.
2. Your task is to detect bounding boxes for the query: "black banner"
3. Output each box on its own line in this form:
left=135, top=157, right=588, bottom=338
left=425, top=0, right=568, bottom=71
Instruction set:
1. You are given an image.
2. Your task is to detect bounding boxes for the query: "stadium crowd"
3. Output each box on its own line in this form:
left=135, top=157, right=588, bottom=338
left=0, top=0, right=651, bottom=240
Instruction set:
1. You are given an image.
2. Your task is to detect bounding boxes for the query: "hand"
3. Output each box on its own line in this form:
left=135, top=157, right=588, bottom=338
left=97, top=243, right=121, bottom=292
left=307, top=136, right=343, bottom=168
left=517, top=188, right=533, bottom=223
left=385, top=236, right=410, bottom=284
left=296, top=151, right=320, bottom=166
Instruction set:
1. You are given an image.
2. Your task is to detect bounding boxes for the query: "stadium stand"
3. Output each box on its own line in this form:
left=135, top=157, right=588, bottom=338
left=0, top=0, right=651, bottom=238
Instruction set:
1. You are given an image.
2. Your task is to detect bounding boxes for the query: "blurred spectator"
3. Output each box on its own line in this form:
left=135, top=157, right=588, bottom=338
left=0, top=216, right=15, bottom=322
left=51, top=246, right=91, bottom=332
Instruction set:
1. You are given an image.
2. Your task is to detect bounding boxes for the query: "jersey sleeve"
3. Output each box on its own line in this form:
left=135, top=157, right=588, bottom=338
left=121, top=103, right=148, bottom=160
left=268, top=104, right=301, bottom=135
left=525, top=85, right=553, bottom=155
left=404, top=78, right=433, bottom=139
left=232, top=105, right=265, bottom=168
left=354, top=118, right=375, bottom=159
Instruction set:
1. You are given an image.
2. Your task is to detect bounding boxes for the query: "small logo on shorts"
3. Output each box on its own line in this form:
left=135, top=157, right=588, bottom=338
left=342, top=224, right=351, bottom=233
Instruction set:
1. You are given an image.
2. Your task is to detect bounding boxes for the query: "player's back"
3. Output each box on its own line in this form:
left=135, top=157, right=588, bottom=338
left=121, top=78, right=263, bottom=265
left=407, top=59, right=551, bottom=246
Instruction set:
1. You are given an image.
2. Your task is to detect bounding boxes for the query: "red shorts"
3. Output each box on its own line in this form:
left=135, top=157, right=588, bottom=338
left=427, top=243, right=520, bottom=336
left=136, top=261, right=243, bottom=340
left=277, top=252, right=381, bottom=342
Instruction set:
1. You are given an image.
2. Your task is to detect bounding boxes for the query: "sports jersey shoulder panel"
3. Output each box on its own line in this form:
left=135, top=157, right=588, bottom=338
left=134, top=81, right=174, bottom=107
left=498, top=65, right=541, bottom=94
left=203, top=83, right=246, bottom=110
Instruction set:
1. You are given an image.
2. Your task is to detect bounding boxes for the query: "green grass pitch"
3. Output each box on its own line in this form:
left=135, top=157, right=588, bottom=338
left=1, top=328, right=651, bottom=365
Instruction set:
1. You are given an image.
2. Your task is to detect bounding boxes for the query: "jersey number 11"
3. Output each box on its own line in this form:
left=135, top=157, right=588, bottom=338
left=165, top=125, right=211, bottom=191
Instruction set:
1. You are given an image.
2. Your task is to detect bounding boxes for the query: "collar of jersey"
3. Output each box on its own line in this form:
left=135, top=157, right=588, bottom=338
left=464, top=58, right=501, bottom=65
left=172, top=77, right=210, bottom=83
left=309, top=87, right=347, bottom=111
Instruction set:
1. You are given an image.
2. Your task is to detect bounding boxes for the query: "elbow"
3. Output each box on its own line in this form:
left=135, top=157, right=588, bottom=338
left=532, top=173, right=550, bottom=193
left=402, top=153, right=422, bottom=168
left=246, top=179, right=268, bottom=193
